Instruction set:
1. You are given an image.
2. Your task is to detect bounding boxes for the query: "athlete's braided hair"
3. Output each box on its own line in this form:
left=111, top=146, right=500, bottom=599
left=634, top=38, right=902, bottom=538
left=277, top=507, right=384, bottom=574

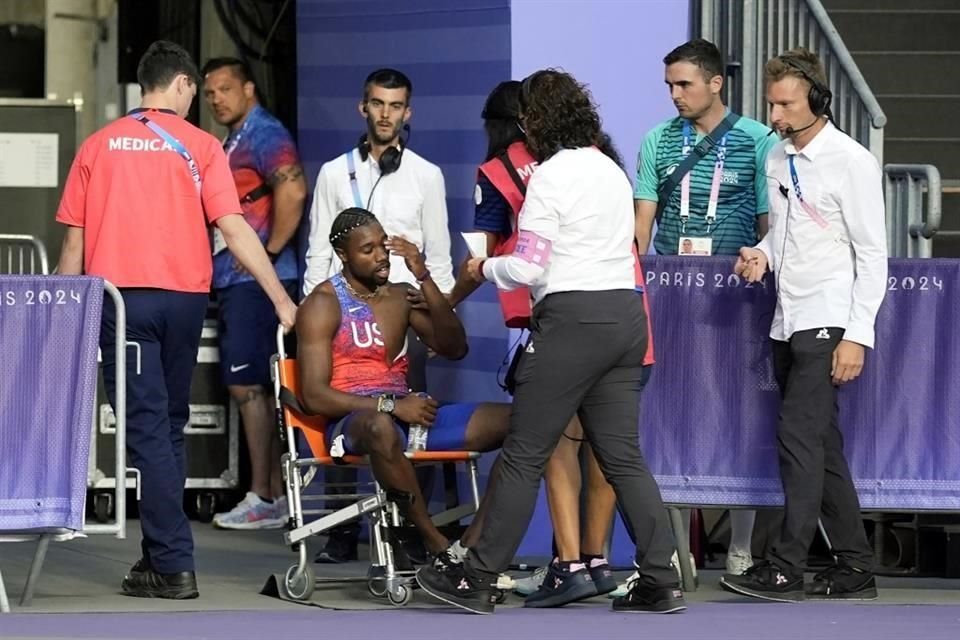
left=329, top=208, right=379, bottom=250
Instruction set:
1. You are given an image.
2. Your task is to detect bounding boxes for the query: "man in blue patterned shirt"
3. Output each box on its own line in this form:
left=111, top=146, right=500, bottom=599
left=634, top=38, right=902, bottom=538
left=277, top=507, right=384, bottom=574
left=201, top=57, right=305, bottom=530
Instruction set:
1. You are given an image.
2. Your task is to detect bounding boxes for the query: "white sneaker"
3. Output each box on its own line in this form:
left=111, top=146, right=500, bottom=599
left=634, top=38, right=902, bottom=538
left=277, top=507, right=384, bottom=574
left=513, top=565, right=548, bottom=596
left=725, top=547, right=754, bottom=575
left=274, top=495, right=289, bottom=521
left=608, top=570, right=639, bottom=598
left=673, top=550, right=698, bottom=587
left=212, top=492, right=286, bottom=530
left=496, top=573, right=516, bottom=590
left=608, top=550, right=697, bottom=598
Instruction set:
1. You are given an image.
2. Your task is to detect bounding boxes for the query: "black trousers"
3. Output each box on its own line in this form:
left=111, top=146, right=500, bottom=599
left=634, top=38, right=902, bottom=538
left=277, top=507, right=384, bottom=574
left=465, top=290, right=677, bottom=588
left=767, top=328, right=874, bottom=574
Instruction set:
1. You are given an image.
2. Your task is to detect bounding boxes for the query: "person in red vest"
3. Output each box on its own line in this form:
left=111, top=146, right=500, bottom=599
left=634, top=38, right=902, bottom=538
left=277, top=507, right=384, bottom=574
left=447, top=81, right=661, bottom=608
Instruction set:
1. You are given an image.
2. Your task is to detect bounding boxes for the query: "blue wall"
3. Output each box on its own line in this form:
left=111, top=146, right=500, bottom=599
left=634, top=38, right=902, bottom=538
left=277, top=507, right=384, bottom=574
left=296, top=0, right=513, bottom=406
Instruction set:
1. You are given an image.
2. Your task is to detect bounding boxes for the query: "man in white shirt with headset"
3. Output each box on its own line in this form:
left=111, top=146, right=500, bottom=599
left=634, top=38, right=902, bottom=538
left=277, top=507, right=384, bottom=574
left=722, top=48, right=886, bottom=604
left=304, top=68, right=455, bottom=299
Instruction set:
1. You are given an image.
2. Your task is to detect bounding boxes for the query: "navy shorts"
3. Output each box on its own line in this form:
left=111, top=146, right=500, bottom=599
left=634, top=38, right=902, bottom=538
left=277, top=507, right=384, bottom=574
left=216, top=279, right=298, bottom=386
left=328, top=403, right=478, bottom=455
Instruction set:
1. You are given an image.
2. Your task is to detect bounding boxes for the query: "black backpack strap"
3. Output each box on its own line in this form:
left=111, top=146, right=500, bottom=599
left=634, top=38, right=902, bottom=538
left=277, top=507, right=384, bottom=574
left=496, top=150, right=527, bottom=197
left=655, top=112, right=741, bottom=224
left=241, top=182, right=272, bottom=204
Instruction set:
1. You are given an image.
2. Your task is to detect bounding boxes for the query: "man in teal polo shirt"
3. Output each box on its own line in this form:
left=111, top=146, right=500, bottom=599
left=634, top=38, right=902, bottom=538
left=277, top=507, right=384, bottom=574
left=633, top=38, right=775, bottom=577
left=635, top=38, right=775, bottom=257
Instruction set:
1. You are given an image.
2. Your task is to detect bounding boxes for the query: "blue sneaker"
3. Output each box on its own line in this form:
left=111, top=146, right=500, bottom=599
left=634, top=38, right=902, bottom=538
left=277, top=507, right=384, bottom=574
left=587, top=557, right=617, bottom=595
left=523, top=560, right=596, bottom=608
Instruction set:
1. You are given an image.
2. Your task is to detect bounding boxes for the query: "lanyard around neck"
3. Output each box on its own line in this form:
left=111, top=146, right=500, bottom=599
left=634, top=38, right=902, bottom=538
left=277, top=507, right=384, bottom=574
left=680, top=119, right=728, bottom=233
left=787, top=155, right=829, bottom=229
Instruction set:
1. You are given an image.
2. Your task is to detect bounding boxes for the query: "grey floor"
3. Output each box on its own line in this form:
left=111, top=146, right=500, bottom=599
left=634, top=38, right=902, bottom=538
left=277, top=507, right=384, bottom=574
left=1, top=520, right=958, bottom=639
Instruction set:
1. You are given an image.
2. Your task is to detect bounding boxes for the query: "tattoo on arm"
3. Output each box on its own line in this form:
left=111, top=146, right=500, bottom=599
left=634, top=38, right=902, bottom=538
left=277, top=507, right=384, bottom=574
left=270, top=165, right=304, bottom=185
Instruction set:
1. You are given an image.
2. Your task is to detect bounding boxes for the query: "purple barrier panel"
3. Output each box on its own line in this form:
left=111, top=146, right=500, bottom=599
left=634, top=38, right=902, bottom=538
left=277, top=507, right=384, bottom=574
left=0, top=276, right=102, bottom=531
left=640, top=256, right=960, bottom=511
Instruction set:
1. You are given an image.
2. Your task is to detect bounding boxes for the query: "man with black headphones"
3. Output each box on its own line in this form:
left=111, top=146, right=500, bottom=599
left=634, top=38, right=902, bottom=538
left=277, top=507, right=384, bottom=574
left=304, top=68, right=456, bottom=563
left=722, top=48, right=887, bottom=603
left=304, top=68, right=455, bottom=299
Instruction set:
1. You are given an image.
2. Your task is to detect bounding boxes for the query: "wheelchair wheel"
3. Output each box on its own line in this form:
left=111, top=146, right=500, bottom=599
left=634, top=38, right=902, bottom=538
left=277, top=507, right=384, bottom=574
left=387, top=584, right=413, bottom=607
left=284, top=564, right=316, bottom=601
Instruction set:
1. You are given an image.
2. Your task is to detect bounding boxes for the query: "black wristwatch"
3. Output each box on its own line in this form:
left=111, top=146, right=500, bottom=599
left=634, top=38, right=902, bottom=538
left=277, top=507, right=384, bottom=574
left=377, top=393, right=396, bottom=415
left=266, top=250, right=281, bottom=263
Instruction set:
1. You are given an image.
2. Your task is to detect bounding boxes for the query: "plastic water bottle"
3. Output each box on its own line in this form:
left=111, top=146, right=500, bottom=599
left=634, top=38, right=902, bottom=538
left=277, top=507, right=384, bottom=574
left=406, top=423, right=428, bottom=453
left=405, top=392, right=430, bottom=453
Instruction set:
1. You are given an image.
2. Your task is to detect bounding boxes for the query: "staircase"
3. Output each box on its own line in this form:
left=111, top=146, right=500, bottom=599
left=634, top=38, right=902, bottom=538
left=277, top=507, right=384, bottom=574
left=823, top=0, right=960, bottom=257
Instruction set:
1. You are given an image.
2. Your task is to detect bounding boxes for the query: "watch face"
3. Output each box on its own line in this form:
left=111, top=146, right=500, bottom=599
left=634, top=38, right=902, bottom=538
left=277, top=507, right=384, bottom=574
left=382, top=399, right=395, bottom=413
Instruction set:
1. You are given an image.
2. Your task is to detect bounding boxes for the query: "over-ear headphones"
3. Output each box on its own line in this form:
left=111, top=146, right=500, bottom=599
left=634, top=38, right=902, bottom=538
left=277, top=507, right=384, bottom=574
left=518, top=71, right=544, bottom=114
left=781, top=56, right=832, bottom=117
left=357, top=123, right=410, bottom=175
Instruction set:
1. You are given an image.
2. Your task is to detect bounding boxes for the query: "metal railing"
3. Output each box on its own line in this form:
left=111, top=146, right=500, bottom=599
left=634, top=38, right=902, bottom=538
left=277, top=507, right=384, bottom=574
left=694, top=1, right=945, bottom=257
left=885, top=165, right=941, bottom=259
left=0, top=235, right=49, bottom=275
left=695, top=0, right=887, bottom=164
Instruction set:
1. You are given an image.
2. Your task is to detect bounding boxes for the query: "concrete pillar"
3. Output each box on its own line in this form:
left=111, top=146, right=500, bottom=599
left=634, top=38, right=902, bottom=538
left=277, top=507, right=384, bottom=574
left=199, top=0, right=237, bottom=137
left=45, top=0, right=99, bottom=140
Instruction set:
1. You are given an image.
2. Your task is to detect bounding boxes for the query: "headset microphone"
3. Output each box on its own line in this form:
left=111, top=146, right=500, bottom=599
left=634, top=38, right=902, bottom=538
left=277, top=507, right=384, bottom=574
left=785, top=118, right=820, bottom=136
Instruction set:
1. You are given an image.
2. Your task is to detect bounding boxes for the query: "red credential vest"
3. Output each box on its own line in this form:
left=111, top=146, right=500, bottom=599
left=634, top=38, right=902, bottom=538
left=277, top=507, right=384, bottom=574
left=478, top=141, right=655, bottom=364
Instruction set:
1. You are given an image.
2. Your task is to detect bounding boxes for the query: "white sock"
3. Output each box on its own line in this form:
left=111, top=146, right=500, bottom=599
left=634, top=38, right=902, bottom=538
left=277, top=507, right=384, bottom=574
left=729, top=510, right=757, bottom=554
left=450, top=539, right=468, bottom=561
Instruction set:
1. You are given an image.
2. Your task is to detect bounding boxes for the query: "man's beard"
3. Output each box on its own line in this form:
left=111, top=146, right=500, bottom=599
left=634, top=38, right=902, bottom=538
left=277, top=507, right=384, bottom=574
left=353, top=270, right=387, bottom=290
left=367, top=117, right=400, bottom=146
left=221, top=114, right=244, bottom=129
left=214, top=103, right=248, bottom=129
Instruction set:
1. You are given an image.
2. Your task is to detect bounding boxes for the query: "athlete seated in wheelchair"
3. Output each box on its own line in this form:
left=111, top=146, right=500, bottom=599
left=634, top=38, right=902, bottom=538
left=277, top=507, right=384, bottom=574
left=296, top=207, right=514, bottom=570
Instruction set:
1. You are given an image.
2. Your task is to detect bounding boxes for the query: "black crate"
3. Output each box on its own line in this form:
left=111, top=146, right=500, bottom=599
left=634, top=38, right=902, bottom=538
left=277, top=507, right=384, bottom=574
left=88, top=317, right=239, bottom=522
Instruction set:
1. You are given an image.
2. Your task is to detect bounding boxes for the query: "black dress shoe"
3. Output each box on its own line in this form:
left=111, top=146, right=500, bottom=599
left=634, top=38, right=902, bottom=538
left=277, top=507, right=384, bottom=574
left=121, top=569, right=199, bottom=599
left=128, top=557, right=151, bottom=576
